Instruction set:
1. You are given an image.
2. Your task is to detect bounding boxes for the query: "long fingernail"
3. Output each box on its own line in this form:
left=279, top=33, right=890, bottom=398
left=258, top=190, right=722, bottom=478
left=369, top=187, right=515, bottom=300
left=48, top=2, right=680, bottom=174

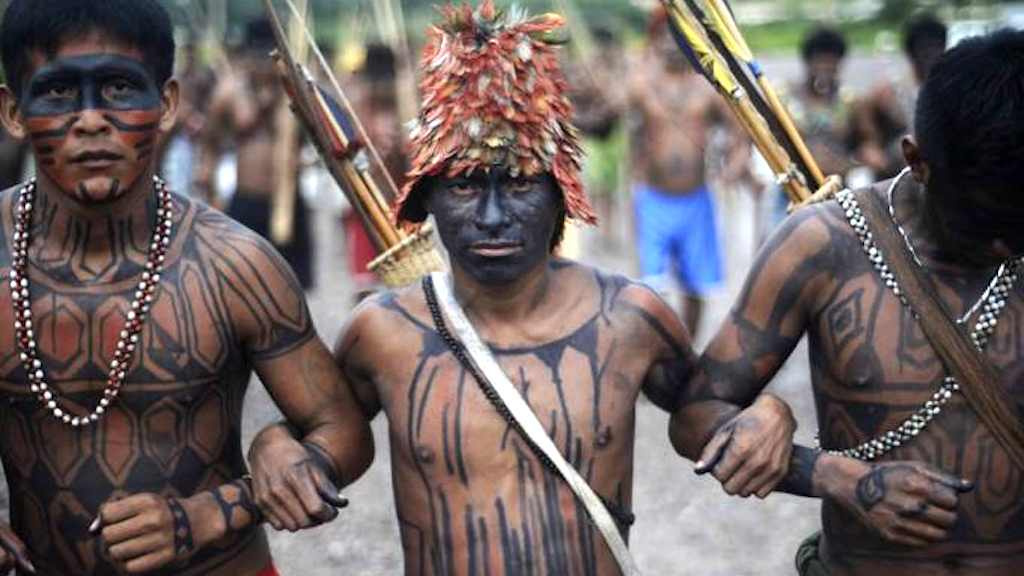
left=89, top=516, right=102, bottom=534
left=694, top=462, right=709, bottom=475
left=960, top=479, right=974, bottom=492
left=25, top=560, right=36, bottom=574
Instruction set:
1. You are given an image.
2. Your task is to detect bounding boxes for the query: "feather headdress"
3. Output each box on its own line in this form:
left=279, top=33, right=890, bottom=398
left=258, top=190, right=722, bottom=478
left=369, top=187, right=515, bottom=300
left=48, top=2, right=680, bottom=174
left=395, top=0, right=596, bottom=225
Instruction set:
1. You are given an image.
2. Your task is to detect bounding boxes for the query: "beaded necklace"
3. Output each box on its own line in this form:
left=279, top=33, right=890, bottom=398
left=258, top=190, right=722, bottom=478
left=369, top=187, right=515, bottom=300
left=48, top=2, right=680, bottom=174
left=9, top=175, right=173, bottom=427
left=818, top=180, right=1021, bottom=460
left=421, top=274, right=635, bottom=527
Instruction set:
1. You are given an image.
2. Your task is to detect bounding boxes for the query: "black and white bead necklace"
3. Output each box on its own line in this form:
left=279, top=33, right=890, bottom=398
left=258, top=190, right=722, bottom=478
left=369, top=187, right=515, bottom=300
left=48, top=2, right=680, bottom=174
left=9, top=175, right=173, bottom=427
left=818, top=175, right=1022, bottom=460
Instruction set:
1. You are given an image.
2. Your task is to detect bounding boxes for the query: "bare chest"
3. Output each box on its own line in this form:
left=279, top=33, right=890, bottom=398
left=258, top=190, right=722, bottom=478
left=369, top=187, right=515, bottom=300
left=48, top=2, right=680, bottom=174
left=809, top=272, right=1024, bottom=398
left=376, top=318, right=642, bottom=487
left=811, top=268, right=1024, bottom=545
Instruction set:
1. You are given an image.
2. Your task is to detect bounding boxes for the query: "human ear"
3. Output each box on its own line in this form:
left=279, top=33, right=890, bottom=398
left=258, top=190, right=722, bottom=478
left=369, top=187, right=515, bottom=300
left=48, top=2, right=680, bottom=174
left=901, top=135, right=930, bottom=185
left=157, top=79, right=180, bottom=134
left=0, top=85, right=27, bottom=140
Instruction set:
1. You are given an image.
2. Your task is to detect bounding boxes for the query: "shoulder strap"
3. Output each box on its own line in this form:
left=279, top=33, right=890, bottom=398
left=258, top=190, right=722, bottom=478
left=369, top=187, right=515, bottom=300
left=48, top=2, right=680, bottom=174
left=854, top=186, right=1024, bottom=471
left=426, top=272, right=642, bottom=576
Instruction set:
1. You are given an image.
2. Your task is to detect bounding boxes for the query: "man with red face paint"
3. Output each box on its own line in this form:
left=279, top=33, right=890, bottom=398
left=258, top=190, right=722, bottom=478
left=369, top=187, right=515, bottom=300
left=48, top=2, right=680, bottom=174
left=245, top=3, right=798, bottom=574
left=0, top=1, right=373, bottom=574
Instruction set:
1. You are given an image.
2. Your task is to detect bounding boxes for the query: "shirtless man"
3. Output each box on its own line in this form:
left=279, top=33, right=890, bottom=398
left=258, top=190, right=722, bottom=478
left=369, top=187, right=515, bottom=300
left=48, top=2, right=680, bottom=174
left=0, top=1, right=372, bottom=573
left=246, top=3, right=794, bottom=573
left=199, top=19, right=314, bottom=290
left=762, top=27, right=859, bottom=230
left=628, top=8, right=746, bottom=336
left=672, top=30, right=1024, bottom=575
left=344, top=43, right=407, bottom=299
left=788, top=27, right=858, bottom=181
left=854, top=15, right=947, bottom=180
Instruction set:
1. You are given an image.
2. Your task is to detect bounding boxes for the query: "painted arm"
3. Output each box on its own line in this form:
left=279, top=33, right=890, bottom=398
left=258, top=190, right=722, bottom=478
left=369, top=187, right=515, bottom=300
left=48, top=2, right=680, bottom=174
left=618, top=279, right=797, bottom=500
left=234, top=233, right=375, bottom=533
left=247, top=293, right=385, bottom=532
left=92, top=223, right=373, bottom=573
left=669, top=204, right=970, bottom=546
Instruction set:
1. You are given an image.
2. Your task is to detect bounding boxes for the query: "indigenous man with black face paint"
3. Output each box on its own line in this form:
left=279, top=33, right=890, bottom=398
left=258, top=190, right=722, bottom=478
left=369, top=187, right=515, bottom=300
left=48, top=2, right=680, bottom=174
left=672, top=29, right=1024, bottom=575
left=0, top=1, right=373, bottom=574
left=246, top=3, right=796, bottom=574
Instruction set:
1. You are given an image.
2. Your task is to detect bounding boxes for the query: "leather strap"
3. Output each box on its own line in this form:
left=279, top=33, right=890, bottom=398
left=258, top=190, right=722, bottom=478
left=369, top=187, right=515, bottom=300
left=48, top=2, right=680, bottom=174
left=855, top=185, right=1024, bottom=471
left=429, top=272, right=642, bottom=575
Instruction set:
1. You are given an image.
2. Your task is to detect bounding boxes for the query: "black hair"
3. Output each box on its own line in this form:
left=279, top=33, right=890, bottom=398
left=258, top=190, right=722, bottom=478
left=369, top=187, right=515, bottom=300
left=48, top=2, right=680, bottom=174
left=549, top=204, right=568, bottom=252
left=243, top=17, right=277, bottom=53
left=800, top=27, right=847, bottom=62
left=363, top=43, right=397, bottom=82
left=1, top=0, right=175, bottom=97
left=915, top=29, right=1024, bottom=202
left=903, top=14, right=947, bottom=59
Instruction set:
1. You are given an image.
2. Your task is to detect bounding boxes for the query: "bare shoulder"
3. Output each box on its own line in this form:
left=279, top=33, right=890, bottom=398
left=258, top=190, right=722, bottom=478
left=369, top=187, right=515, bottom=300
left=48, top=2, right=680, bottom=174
left=761, top=195, right=856, bottom=266
left=186, top=199, right=314, bottom=358
left=564, top=260, right=692, bottom=352
left=335, top=282, right=434, bottom=365
left=732, top=192, right=869, bottom=320
left=188, top=199, right=301, bottom=285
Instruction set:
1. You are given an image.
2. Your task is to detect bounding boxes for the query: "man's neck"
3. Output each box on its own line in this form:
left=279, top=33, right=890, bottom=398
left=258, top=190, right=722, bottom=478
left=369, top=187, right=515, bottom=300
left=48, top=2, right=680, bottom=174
left=28, top=173, right=158, bottom=280
left=892, top=175, right=999, bottom=275
left=450, top=260, right=554, bottom=331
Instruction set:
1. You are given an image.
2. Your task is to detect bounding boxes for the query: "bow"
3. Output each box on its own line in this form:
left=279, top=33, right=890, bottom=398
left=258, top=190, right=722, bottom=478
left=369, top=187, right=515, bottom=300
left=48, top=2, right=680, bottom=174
left=661, top=0, right=841, bottom=203
left=262, top=0, right=445, bottom=286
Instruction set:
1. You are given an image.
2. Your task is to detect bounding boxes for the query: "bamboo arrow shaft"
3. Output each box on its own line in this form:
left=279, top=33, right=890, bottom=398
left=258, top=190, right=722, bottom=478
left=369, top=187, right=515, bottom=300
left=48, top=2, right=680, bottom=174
left=700, top=0, right=826, bottom=188
left=664, top=0, right=810, bottom=201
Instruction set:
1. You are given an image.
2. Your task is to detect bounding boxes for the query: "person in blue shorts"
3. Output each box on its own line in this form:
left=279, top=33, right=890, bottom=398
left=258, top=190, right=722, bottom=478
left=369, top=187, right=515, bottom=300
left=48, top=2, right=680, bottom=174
left=628, top=6, right=746, bottom=336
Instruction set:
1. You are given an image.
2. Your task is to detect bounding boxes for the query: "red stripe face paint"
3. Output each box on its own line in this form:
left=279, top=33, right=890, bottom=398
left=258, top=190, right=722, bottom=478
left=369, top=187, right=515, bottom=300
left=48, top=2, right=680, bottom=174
left=19, top=52, right=165, bottom=203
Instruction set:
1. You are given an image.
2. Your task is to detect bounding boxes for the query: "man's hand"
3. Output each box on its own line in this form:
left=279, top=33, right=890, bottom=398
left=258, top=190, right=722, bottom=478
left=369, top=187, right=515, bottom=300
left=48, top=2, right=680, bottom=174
left=0, top=522, right=34, bottom=574
left=94, top=493, right=213, bottom=574
left=822, top=457, right=973, bottom=547
left=695, top=393, right=797, bottom=499
left=249, top=424, right=348, bottom=532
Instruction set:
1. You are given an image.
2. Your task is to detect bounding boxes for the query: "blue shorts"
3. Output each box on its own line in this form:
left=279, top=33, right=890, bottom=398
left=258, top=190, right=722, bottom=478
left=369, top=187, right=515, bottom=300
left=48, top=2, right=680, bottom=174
left=633, top=182, right=723, bottom=296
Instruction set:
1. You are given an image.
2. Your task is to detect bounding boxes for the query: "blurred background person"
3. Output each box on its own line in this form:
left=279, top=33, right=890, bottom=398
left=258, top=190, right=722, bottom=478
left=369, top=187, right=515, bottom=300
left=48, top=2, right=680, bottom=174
left=760, top=26, right=861, bottom=233
left=627, top=7, right=748, bottom=338
left=160, top=37, right=216, bottom=198
left=566, top=24, right=629, bottom=249
left=199, top=17, right=315, bottom=290
left=0, top=124, right=28, bottom=190
left=788, top=27, right=859, bottom=182
left=344, top=42, right=406, bottom=301
left=854, top=14, right=948, bottom=179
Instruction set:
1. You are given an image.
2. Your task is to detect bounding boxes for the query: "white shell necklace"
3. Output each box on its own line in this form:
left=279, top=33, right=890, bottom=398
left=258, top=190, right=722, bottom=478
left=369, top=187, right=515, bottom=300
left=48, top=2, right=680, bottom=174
left=817, top=175, right=1022, bottom=460
left=9, top=176, right=173, bottom=427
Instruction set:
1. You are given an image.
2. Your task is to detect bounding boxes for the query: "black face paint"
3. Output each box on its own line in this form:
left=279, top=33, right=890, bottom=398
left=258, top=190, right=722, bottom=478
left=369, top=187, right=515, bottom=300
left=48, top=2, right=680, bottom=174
left=19, top=52, right=164, bottom=203
left=427, top=169, right=563, bottom=286
left=21, top=54, right=161, bottom=117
